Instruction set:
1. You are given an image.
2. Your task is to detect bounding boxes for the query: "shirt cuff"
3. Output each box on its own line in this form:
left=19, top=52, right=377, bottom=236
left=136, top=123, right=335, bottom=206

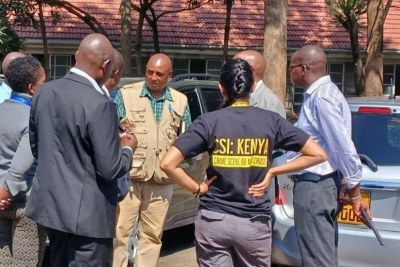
left=122, top=146, right=134, bottom=155
left=344, top=174, right=361, bottom=189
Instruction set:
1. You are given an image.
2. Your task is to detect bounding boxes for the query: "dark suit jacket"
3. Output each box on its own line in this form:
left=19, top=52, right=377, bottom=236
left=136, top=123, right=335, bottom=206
left=26, top=72, right=133, bottom=238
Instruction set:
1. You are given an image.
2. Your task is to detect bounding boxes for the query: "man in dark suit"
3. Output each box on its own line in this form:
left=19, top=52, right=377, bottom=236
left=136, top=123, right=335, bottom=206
left=26, top=33, right=137, bottom=267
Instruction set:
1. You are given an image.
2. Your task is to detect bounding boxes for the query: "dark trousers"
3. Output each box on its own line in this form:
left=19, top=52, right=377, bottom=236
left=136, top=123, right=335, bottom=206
left=45, top=227, right=113, bottom=267
left=293, top=173, right=341, bottom=267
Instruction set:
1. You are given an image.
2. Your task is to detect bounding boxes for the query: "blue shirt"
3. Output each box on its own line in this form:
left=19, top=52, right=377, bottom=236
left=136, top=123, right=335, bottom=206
left=287, top=75, right=362, bottom=189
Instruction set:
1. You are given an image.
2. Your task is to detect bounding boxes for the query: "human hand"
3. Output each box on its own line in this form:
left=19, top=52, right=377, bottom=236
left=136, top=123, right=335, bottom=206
left=0, top=187, right=12, bottom=211
left=120, top=118, right=134, bottom=133
left=352, top=198, right=372, bottom=224
left=198, top=175, right=218, bottom=197
left=120, top=133, right=138, bottom=151
left=339, top=183, right=352, bottom=205
left=248, top=171, right=274, bottom=198
left=0, top=198, right=12, bottom=211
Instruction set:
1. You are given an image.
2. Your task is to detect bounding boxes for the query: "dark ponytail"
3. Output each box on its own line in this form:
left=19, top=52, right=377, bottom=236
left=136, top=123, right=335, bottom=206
left=219, top=58, right=254, bottom=107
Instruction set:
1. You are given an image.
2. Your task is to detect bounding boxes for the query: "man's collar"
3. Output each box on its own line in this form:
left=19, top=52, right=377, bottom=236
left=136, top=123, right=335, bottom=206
left=252, top=80, right=263, bottom=95
left=101, top=85, right=111, bottom=99
left=140, top=84, right=173, bottom=101
left=70, top=67, right=104, bottom=96
left=305, top=75, right=332, bottom=95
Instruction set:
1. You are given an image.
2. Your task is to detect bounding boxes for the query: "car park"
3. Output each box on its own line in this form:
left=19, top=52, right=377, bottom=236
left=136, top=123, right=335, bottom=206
left=271, top=96, right=400, bottom=267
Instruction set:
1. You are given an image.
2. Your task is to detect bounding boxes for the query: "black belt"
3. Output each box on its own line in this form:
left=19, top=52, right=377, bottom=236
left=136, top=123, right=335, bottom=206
left=290, top=171, right=339, bottom=183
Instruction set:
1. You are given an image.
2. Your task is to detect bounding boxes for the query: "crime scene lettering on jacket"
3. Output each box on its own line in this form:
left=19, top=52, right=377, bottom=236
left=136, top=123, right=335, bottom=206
left=212, top=138, right=269, bottom=168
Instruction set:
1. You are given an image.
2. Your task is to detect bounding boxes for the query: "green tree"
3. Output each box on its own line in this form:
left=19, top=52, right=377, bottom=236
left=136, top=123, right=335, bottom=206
left=263, top=0, right=287, bottom=105
left=0, top=19, right=25, bottom=63
left=326, top=0, right=392, bottom=96
left=365, top=0, right=384, bottom=96
left=120, top=0, right=132, bottom=76
left=128, top=0, right=210, bottom=75
left=3, top=0, right=107, bottom=80
left=218, top=0, right=244, bottom=61
left=326, top=0, right=367, bottom=96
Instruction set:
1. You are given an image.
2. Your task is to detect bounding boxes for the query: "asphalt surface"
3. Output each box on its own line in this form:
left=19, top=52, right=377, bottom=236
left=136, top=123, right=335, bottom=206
left=158, top=224, right=198, bottom=267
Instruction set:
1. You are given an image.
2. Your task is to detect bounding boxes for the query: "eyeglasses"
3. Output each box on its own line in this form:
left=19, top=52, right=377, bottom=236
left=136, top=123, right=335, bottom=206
left=288, top=64, right=310, bottom=72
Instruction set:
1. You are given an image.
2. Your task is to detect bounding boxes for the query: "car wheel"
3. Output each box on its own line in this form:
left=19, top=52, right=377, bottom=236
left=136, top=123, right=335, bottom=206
left=127, top=219, right=139, bottom=267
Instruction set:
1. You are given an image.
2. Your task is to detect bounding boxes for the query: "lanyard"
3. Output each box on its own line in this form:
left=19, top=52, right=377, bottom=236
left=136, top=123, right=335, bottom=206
left=231, top=101, right=249, bottom=107
left=10, top=94, right=31, bottom=107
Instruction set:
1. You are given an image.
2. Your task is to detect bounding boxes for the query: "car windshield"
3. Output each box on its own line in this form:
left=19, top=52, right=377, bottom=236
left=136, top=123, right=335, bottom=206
left=352, top=112, right=400, bottom=165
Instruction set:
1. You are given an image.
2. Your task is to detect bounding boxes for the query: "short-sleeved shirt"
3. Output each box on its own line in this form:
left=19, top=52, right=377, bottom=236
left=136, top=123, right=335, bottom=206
left=175, top=105, right=309, bottom=218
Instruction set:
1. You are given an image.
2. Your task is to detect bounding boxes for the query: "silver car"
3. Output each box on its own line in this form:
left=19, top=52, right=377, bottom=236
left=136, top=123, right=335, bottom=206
left=271, top=96, right=400, bottom=267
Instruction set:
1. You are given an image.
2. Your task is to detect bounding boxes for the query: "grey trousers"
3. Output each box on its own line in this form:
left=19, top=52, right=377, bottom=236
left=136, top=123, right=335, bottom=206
left=293, top=175, right=341, bottom=267
left=195, top=209, right=272, bottom=267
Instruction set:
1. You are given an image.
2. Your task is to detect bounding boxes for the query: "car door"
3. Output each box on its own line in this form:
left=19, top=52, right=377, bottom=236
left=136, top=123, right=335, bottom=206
left=164, top=82, right=222, bottom=230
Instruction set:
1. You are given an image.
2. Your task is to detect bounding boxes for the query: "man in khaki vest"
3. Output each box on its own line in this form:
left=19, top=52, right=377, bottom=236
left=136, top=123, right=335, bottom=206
left=112, top=53, right=191, bottom=267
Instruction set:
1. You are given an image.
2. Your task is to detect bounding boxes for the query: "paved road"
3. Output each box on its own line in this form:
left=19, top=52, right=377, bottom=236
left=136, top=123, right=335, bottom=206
left=158, top=224, right=198, bottom=267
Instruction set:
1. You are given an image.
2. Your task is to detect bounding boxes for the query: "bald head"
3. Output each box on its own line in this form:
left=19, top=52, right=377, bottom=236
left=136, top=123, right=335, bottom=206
left=147, top=53, right=172, bottom=72
left=291, top=45, right=326, bottom=73
left=2, top=52, right=25, bottom=75
left=113, top=49, right=124, bottom=72
left=103, top=49, right=125, bottom=91
left=290, top=45, right=327, bottom=88
left=145, top=53, right=173, bottom=97
left=233, top=50, right=265, bottom=81
left=75, top=33, right=115, bottom=86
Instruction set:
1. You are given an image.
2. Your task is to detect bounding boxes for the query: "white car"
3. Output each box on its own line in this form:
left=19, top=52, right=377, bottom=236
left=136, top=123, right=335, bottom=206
left=271, top=96, right=400, bottom=267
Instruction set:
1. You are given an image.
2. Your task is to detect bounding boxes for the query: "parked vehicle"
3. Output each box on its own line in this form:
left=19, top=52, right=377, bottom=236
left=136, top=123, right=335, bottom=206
left=271, top=96, right=400, bottom=267
left=169, top=73, right=219, bottom=83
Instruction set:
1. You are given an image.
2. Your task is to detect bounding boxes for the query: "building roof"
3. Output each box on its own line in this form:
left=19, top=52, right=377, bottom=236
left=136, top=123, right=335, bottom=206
left=10, top=0, right=400, bottom=51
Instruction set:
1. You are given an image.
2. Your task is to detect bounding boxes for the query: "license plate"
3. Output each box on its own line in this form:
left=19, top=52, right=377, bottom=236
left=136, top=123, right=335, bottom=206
left=337, top=192, right=371, bottom=225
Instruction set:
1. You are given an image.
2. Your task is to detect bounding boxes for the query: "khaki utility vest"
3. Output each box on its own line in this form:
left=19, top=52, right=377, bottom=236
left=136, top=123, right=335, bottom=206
left=120, top=81, right=188, bottom=184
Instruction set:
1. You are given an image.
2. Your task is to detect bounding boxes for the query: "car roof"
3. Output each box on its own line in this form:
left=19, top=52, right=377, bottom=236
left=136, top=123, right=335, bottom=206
left=169, top=73, right=219, bottom=83
left=168, top=80, right=219, bottom=91
left=346, top=96, right=400, bottom=106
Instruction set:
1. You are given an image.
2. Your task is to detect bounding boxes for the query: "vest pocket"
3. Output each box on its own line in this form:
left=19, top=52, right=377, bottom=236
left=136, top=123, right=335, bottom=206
left=129, top=152, right=147, bottom=180
left=166, top=129, right=178, bottom=144
left=132, top=126, right=149, bottom=148
left=170, top=109, right=183, bottom=129
left=129, top=107, right=146, bottom=123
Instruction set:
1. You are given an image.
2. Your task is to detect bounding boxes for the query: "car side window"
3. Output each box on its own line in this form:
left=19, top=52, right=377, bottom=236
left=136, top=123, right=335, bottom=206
left=201, top=88, right=224, bottom=112
left=183, top=90, right=202, bottom=121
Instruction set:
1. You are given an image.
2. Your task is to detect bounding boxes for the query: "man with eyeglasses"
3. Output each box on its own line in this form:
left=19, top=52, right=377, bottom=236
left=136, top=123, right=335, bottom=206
left=287, top=45, right=370, bottom=267
left=113, top=53, right=191, bottom=267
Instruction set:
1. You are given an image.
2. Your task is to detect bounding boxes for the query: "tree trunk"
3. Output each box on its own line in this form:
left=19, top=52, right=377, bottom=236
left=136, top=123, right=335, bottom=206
left=38, top=2, right=49, bottom=81
left=263, top=0, right=287, bottom=105
left=365, top=0, right=384, bottom=96
left=223, top=0, right=233, bottom=61
left=148, top=7, right=160, bottom=53
left=134, top=14, right=145, bottom=75
left=120, top=0, right=132, bottom=76
left=348, top=20, right=365, bottom=96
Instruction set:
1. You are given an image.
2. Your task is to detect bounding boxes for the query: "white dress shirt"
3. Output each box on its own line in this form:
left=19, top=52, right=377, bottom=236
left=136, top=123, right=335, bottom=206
left=287, top=75, right=362, bottom=189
